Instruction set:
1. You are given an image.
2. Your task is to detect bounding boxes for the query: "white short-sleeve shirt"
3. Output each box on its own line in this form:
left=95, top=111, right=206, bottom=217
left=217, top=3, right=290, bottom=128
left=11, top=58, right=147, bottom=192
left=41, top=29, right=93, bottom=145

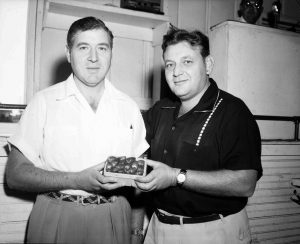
left=9, top=75, right=149, bottom=195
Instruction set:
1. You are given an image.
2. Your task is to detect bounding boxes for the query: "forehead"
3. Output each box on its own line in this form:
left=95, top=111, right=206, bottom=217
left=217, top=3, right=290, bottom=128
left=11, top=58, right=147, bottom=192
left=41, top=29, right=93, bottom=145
left=164, top=41, right=201, bottom=60
left=72, top=28, right=110, bottom=45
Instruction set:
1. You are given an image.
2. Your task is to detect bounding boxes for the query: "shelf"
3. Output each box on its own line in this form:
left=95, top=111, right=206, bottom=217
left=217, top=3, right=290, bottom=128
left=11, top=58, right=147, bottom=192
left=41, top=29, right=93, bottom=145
left=210, top=20, right=300, bottom=37
left=47, top=0, right=170, bottom=29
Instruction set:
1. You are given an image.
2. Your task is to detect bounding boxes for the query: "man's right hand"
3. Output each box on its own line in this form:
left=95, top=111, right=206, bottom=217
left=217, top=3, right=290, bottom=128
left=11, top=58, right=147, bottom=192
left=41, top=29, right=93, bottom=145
left=74, top=162, right=129, bottom=193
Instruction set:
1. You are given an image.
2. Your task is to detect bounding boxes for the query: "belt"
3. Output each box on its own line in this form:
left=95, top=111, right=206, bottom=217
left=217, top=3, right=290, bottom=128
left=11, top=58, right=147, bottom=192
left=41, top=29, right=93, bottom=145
left=44, top=191, right=114, bottom=206
left=155, top=209, right=222, bottom=225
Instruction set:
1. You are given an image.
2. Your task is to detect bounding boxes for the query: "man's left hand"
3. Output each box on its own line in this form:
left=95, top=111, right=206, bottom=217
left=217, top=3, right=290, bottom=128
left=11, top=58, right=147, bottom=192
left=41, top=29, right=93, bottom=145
left=134, top=159, right=177, bottom=191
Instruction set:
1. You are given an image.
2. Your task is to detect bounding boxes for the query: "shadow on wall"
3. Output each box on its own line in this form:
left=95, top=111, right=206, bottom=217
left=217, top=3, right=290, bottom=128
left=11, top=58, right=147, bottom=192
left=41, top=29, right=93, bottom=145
left=52, top=57, right=72, bottom=85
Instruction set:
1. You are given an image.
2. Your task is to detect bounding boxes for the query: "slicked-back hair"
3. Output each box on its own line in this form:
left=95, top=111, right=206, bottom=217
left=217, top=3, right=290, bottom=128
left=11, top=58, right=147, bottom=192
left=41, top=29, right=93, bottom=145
left=162, top=26, right=210, bottom=59
left=67, top=16, right=114, bottom=49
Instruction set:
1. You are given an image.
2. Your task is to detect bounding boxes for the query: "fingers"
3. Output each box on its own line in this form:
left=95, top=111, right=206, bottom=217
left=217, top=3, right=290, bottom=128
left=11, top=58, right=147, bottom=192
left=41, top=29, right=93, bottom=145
left=100, top=182, right=124, bottom=190
left=135, top=172, right=156, bottom=191
left=135, top=172, right=154, bottom=183
left=135, top=181, right=156, bottom=192
left=98, top=174, right=119, bottom=184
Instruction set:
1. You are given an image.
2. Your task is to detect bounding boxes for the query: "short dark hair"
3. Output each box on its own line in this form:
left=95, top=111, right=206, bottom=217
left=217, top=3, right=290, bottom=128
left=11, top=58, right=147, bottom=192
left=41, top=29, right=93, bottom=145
left=162, top=25, right=210, bottom=59
left=67, top=16, right=114, bottom=49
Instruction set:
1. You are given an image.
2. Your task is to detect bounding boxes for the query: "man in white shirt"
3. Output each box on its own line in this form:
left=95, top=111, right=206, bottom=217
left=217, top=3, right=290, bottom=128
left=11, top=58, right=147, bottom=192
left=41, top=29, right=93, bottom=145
left=6, top=16, right=148, bottom=244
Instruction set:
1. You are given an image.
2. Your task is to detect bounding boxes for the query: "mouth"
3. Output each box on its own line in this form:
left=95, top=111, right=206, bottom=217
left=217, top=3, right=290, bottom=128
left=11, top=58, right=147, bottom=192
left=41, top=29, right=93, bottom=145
left=87, top=67, right=100, bottom=69
left=86, top=67, right=100, bottom=73
left=173, top=79, right=187, bottom=85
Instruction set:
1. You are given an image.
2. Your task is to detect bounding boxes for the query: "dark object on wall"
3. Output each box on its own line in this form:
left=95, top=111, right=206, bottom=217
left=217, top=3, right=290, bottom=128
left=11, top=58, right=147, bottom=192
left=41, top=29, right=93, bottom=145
left=267, top=0, right=282, bottom=28
left=262, top=18, right=300, bottom=33
left=120, top=0, right=163, bottom=15
left=238, top=0, right=264, bottom=24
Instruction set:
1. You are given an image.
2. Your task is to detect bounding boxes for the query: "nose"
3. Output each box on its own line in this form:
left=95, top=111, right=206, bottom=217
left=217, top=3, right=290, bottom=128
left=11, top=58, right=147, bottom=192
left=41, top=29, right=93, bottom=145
left=88, top=48, right=98, bottom=62
left=173, top=64, right=183, bottom=77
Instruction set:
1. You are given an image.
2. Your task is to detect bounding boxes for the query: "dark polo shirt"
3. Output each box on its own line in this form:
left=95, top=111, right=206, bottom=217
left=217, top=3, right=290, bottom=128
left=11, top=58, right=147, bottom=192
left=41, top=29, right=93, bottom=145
left=143, top=79, right=262, bottom=217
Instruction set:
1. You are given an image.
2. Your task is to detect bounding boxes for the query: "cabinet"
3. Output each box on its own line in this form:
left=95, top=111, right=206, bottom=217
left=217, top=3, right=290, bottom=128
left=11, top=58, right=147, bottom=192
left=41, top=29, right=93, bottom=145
left=209, top=21, right=300, bottom=139
left=32, top=0, right=170, bottom=110
left=209, top=20, right=300, bottom=116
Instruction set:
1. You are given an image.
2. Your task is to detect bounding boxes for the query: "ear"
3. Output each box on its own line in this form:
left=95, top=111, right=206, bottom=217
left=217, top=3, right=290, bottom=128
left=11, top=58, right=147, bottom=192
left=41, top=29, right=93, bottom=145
left=65, top=45, right=71, bottom=63
left=205, top=55, right=214, bottom=75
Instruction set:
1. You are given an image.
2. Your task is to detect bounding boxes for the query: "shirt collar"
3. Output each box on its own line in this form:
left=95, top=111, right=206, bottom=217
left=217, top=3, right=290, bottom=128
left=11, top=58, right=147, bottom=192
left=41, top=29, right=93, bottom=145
left=54, top=74, right=80, bottom=100
left=193, top=78, right=220, bottom=113
left=57, top=74, right=126, bottom=101
left=160, top=78, right=220, bottom=113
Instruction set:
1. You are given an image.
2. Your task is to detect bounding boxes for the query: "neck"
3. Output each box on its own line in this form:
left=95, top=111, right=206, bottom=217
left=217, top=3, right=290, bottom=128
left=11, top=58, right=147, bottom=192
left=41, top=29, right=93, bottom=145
left=75, top=79, right=105, bottom=112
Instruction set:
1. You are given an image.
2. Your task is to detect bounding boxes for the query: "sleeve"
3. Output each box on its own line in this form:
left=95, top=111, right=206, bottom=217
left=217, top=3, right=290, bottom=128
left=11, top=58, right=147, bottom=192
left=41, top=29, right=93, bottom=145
left=8, top=93, right=46, bottom=167
left=142, top=100, right=161, bottom=145
left=130, top=103, right=149, bottom=158
left=221, top=102, right=262, bottom=179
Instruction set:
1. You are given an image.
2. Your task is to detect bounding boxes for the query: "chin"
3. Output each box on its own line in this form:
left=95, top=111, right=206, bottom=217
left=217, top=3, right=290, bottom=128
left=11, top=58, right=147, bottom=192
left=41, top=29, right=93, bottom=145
left=174, top=92, right=188, bottom=100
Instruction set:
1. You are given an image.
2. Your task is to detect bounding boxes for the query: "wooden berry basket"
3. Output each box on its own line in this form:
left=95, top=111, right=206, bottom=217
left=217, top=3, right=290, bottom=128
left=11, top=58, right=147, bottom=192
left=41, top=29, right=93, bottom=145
left=103, top=156, right=147, bottom=179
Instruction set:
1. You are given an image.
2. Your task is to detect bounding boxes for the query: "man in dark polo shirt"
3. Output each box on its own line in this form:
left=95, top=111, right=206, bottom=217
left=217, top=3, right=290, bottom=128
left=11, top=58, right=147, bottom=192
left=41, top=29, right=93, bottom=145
left=135, top=26, right=262, bottom=244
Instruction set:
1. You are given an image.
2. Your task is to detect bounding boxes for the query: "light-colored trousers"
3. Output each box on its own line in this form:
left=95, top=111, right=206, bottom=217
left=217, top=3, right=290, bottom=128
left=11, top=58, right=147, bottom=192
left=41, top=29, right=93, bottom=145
left=27, top=194, right=131, bottom=244
left=144, top=208, right=251, bottom=244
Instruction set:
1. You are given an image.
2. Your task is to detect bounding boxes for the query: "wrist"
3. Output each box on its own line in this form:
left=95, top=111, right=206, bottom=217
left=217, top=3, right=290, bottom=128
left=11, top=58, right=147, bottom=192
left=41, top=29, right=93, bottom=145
left=176, top=169, right=187, bottom=187
left=71, top=172, right=82, bottom=190
left=172, top=168, right=180, bottom=187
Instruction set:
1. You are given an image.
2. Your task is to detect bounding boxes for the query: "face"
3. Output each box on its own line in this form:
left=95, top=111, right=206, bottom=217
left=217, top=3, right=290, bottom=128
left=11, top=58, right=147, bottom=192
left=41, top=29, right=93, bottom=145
left=240, top=0, right=263, bottom=24
left=163, top=41, right=212, bottom=102
left=66, top=28, right=112, bottom=88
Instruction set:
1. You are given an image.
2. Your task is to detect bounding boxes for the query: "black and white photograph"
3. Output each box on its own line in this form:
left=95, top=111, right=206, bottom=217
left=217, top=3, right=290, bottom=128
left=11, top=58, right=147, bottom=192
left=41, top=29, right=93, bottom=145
left=0, top=0, right=299, bottom=243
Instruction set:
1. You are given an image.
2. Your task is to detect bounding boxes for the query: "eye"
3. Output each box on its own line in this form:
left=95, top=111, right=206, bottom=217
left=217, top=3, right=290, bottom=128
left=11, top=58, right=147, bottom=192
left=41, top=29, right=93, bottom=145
left=98, top=46, right=108, bottom=52
left=78, top=45, right=88, bottom=50
left=165, top=63, right=174, bottom=69
left=78, top=45, right=89, bottom=52
left=183, top=60, right=193, bottom=65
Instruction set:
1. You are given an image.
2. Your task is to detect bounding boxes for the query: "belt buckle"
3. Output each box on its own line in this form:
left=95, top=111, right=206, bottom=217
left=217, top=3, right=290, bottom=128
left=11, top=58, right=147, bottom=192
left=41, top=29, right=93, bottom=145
left=78, top=195, right=89, bottom=206
left=78, top=195, right=103, bottom=205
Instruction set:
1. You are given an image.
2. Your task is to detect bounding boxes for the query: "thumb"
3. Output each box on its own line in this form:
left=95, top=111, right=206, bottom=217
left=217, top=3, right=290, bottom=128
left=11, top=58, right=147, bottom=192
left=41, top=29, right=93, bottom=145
left=144, top=159, right=159, bottom=168
left=92, top=161, right=105, bottom=171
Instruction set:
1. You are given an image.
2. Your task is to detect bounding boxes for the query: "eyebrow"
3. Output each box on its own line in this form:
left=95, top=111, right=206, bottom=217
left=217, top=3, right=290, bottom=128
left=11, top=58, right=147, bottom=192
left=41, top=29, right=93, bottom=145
left=76, top=42, right=110, bottom=47
left=164, top=56, right=193, bottom=62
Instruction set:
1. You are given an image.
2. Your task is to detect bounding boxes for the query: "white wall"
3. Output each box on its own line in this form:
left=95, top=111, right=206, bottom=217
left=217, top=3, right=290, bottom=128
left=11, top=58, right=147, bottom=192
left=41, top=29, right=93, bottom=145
left=0, top=0, right=28, bottom=104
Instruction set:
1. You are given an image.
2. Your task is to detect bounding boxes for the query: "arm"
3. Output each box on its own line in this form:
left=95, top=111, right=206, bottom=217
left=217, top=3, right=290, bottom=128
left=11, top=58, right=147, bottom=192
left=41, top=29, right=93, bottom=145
left=135, top=159, right=258, bottom=197
left=181, top=168, right=257, bottom=197
left=6, top=146, right=126, bottom=193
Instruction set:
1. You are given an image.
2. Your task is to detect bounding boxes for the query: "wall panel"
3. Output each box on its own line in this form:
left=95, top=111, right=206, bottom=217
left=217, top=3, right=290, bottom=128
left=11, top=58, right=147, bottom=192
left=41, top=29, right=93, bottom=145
left=247, top=143, right=300, bottom=244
